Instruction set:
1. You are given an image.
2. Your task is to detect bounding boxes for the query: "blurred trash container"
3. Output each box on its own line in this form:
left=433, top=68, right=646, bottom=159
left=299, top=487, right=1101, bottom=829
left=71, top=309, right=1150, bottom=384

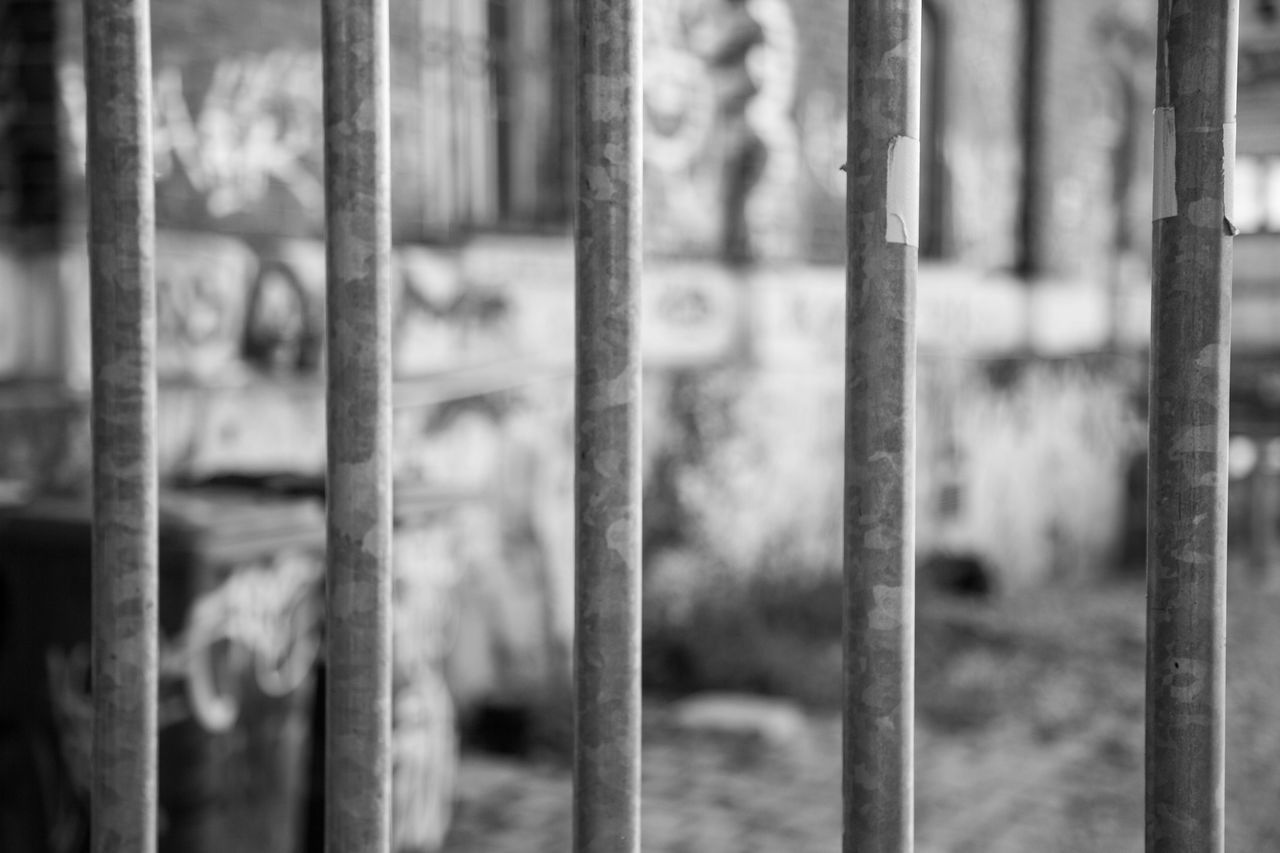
left=252, top=478, right=461, bottom=853
left=0, top=486, right=325, bottom=853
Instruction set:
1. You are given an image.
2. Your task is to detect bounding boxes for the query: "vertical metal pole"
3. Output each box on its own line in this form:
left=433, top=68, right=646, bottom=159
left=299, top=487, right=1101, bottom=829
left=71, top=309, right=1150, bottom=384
left=844, top=1, right=919, bottom=852
left=1016, top=0, right=1047, bottom=280
left=83, top=0, right=159, bottom=850
left=322, top=0, right=393, bottom=847
left=573, top=0, right=641, bottom=850
left=1146, top=1, right=1238, bottom=851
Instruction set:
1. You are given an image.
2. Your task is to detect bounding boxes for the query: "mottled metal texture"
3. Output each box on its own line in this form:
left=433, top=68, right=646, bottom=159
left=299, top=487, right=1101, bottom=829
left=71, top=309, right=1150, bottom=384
left=1146, top=2, right=1238, bottom=852
left=83, top=0, right=160, bottom=850
left=573, top=1, right=642, bottom=851
left=1016, top=0, right=1047, bottom=279
left=322, top=0, right=394, bottom=849
left=843, top=2, right=920, bottom=852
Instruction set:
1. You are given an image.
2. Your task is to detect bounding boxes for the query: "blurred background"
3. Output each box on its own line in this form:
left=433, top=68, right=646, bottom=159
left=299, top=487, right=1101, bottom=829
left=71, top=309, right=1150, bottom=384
left=1, top=0, right=1279, bottom=850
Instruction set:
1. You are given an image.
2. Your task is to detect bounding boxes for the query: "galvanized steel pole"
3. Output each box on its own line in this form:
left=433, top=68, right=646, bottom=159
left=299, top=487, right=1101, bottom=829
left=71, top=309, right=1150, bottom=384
left=844, top=1, right=919, bottom=851
left=83, top=0, right=159, bottom=850
left=1146, top=2, right=1238, bottom=851
left=322, top=0, right=394, bottom=848
left=573, top=0, right=642, bottom=851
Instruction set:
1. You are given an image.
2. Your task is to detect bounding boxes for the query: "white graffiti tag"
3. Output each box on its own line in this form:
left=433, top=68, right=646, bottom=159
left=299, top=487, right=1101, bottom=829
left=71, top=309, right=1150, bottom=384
left=161, top=549, right=323, bottom=732
left=61, top=51, right=324, bottom=218
left=643, top=0, right=801, bottom=258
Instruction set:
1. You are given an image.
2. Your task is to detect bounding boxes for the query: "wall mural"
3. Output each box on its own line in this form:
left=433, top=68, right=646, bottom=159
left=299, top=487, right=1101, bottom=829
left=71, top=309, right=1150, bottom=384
left=643, top=0, right=802, bottom=260
left=798, top=88, right=847, bottom=199
left=57, top=45, right=452, bottom=239
left=60, top=53, right=324, bottom=232
left=165, top=550, right=324, bottom=732
left=44, top=548, right=322, bottom=771
left=38, top=544, right=324, bottom=853
left=54, top=232, right=515, bottom=389
left=39, top=229, right=742, bottom=396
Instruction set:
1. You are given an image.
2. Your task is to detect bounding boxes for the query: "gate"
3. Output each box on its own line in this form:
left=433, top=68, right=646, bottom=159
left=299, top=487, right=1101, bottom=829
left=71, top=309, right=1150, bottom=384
left=80, top=0, right=1238, bottom=851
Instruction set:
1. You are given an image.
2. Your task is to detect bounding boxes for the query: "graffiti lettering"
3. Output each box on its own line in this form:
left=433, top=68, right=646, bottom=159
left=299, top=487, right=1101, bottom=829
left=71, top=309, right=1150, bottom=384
left=644, top=0, right=802, bottom=259
left=162, top=549, right=323, bottom=732
left=388, top=516, right=468, bottom=850
left=393, top=676, right=456, bottom=852
left=61, top=51, right=324, bottom=219
left=44, top=549, right=321, bottom=777
left=156, top=233, right=258, bottom=379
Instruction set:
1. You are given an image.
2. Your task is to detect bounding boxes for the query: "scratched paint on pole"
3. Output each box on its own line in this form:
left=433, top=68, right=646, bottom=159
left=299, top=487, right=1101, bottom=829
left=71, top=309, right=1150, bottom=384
left=1146, top=2, right=1238, bottom=852
left=574, top=0, right=642, bottom=851
left=844, top=2, right=919, bottom=852
left=83, top=0, right=160, bottom=850
left=322, top=0, right=394, bottom=849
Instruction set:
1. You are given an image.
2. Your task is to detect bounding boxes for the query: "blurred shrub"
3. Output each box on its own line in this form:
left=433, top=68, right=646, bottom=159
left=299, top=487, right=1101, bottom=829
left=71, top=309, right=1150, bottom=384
left=643, top=552, right=845, bottom=706
left=674, top=368, right=846, bottom=585
left=656, top=356, right=1144, bottom=590
left=642, top=355, right=1146, bottom=701
left=945, top=356, right=1146, bottom=587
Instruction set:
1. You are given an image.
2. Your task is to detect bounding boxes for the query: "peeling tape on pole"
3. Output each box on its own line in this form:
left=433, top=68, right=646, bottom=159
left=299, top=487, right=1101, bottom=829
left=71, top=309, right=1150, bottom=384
left=1224, top=120, right=1237, bottom=232
left=1154, top=107, right=1177, bottom=220
left=886, top=135, right=920, bottom=246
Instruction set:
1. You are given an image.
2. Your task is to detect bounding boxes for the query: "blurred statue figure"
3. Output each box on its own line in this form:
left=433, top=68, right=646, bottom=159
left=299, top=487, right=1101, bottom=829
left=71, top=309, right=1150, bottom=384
left=695, top=0, right=768, bottom=265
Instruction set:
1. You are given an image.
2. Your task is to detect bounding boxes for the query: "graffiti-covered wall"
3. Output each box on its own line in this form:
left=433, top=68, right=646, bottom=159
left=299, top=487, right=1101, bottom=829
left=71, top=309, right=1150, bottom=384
left=640, top=0, right=1161, bottom=276
left=4, top=0, right=1173, bottom=275
left=643, top=0, right=803, bottom=260
left=52, top=0, right=497, bottom=241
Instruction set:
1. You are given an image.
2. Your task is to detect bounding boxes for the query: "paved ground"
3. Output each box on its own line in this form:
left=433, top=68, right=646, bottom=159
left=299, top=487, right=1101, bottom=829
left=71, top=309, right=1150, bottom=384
left=440, top=578, right=1280, bottom=852
left=442, top=712, right=1143, bottom=852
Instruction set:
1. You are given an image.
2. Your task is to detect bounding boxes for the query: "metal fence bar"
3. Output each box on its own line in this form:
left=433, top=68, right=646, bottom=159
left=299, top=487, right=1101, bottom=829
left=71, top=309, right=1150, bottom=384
left=322, top=0, right=394, bottom=847
left=83, top=0, right=160, bottom=849
left=1146, top=1, right=1239, bottom=850
left=844, top=1, right=920, bottom=851
left=573, top=0, right=642, bottom=850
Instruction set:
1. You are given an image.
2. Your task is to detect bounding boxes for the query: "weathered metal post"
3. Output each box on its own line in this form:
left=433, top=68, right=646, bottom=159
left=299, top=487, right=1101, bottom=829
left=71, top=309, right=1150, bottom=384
left=83, top=0, right=159, bottom=849
left=322, top=0, right=394, bottom=847
left=1017, top=0, right=1048, bottom=282
left=1146, top=1, right=1239, bottom=851
left=573, top=0, right=642, bottom=850
left=844, top=1, right=920, bottom=851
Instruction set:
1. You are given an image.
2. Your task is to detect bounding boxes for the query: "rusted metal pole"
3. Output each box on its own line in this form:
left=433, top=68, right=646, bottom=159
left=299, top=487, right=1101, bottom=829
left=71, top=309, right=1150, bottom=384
left=844, top=1, right=919, bottom=851
left=573, top=0, right=641, bottom=850
left=1146, top=1, right=1238, bottom=851
left=83, top=0, right=159, bottom=850
left=322, top=0, right=394, bottom=848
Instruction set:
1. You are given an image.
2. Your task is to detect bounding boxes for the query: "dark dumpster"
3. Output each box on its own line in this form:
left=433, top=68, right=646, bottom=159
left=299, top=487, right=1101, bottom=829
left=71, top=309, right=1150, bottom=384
left=277, top=478, right=463, bottom=853
left=0, top=487, right=325, bottom=853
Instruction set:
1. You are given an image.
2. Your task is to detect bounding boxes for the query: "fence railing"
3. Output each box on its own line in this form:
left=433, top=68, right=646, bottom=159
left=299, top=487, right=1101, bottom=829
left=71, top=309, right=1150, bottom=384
left=1146, top=1, right=1237, bottom=849
left=82, top=1, right=1238, bottom=852
left=319, top=0, right=395, bottom=848
left=573, top=1, right=642, bottom=852
left=84, top=0, right=159, bottom=850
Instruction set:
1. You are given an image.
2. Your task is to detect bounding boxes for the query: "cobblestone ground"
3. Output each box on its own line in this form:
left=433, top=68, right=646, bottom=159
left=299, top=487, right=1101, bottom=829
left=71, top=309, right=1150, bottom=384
left=442, top=715, right=1144, bottom=852
left=441, top=579, right=1280, bottom=852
